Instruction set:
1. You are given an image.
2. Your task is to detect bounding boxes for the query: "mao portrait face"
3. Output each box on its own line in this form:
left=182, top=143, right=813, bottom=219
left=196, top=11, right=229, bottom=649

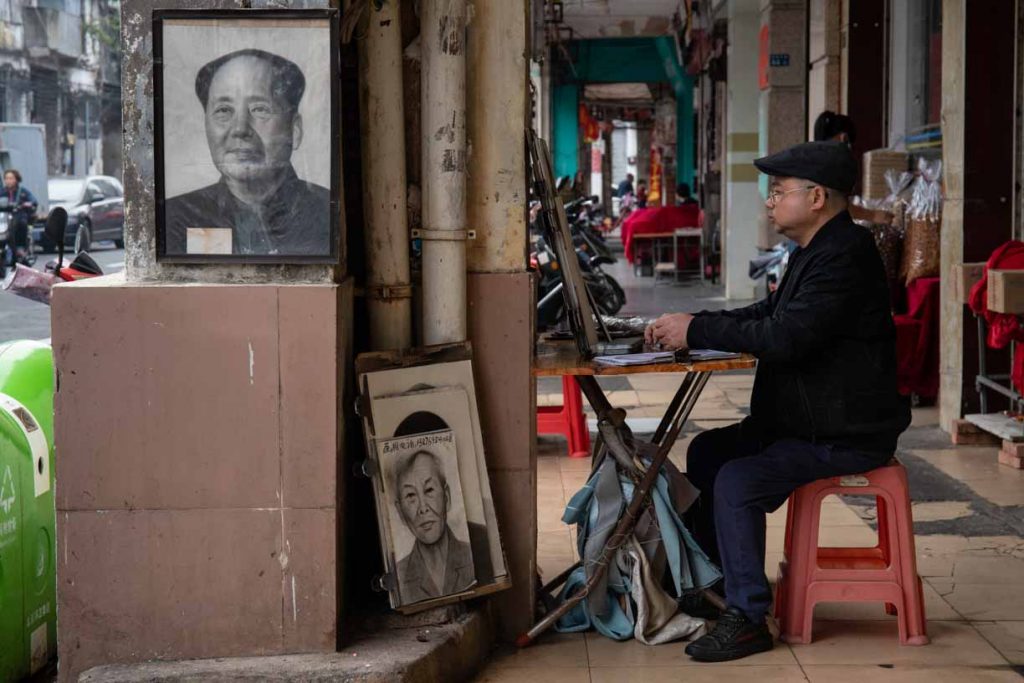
left=395, top=451, right=450, bottom=545
left=155, top=11, right=338, bottom=262
left=201, top=53, right=304, bottom=187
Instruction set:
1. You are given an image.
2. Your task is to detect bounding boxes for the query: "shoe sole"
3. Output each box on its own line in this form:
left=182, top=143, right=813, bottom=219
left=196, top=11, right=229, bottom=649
left=685, top=636, right=774, bottom=663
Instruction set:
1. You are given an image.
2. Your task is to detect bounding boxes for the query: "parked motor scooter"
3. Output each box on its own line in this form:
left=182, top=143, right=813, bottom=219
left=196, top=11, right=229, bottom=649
left=748, top=242, right=790, bottom=293
left=3, top=208, right=102, bottom=305
left=531, top=201, right=625, bottom=329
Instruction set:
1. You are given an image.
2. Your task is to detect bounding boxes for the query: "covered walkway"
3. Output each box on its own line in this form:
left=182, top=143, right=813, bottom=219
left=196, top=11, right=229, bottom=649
left=478, top=275, right=1024, bottom=682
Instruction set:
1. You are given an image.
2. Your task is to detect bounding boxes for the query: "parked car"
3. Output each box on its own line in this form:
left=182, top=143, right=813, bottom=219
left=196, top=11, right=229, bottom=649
left=33, top=176, right=124, bottom=253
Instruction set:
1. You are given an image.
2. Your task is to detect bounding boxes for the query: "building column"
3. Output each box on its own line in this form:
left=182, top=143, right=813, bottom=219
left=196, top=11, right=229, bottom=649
left=722, top=0, right=761, bottom=301
left=939, top=0, right=1017, bottom=431
left=757, top=0, right=807, bottom=248
left=465, top=0, right=535, bottom=640
left=841, top=0, right=886, bottom=159
left=806, top=0, right=841, bottom=139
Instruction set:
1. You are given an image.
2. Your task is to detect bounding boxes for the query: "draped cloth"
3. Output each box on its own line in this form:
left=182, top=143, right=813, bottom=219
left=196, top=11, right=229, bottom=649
left=554, top=455, right=722, bottom=643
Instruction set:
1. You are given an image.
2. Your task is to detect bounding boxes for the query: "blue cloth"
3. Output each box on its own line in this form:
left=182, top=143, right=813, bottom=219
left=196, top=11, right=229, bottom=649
left=555, top=456, right=722, bottom=639
left=685, top=423, right=892, bottom=623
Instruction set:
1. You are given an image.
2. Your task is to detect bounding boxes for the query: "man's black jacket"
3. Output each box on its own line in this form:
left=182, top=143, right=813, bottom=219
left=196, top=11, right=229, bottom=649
left=687, top=210, right=911, bottom=454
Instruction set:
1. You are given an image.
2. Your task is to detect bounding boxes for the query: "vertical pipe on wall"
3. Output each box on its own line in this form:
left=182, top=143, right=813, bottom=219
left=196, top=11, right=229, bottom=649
left=421, top=0, right=468, bottom=345
left=359, top=0, right=412, bottom=350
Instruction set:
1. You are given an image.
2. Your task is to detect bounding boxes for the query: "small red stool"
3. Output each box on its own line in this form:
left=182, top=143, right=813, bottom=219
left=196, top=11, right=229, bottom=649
left=773, top=460, right=929, bottom=645
left=536, top=376, right=590, bottom=458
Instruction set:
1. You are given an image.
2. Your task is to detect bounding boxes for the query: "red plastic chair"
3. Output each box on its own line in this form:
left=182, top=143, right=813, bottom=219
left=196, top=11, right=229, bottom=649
left=536, top=376, right=590, bottom=459
left=773, top=460, right=929, bottom=645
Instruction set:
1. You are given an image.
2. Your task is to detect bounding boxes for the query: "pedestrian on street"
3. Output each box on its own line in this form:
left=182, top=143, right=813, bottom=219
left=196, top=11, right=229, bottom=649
left=3, top=169, right=38, bottom=265
left=645, top=140, right=911, bottom=662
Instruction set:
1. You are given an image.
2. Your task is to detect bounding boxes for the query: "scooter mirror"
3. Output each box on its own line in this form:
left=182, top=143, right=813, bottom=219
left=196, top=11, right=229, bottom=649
left=44, top=207, right=68, bottom=247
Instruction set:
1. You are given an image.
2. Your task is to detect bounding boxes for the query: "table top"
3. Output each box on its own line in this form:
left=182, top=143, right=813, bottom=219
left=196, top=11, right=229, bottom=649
left=630, top=231, right=676, bottom=239
left=533, top=339, right=757, bottom=376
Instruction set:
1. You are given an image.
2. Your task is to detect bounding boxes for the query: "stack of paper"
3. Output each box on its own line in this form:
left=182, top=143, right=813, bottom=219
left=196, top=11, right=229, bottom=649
left=593, top=351, right=676, bottom=366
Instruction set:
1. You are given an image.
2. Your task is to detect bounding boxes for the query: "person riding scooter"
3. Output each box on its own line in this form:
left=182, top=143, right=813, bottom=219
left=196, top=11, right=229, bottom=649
left=3, top=169, right=38, bottom=266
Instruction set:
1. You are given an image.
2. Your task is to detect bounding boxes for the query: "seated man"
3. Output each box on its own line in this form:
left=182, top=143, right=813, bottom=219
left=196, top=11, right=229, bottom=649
left=646, top=141, right=910, bottom=662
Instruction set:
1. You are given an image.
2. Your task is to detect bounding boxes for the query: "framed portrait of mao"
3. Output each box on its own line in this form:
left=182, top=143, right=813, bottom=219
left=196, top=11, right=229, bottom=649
left=153, top=9, right=340, bottom=263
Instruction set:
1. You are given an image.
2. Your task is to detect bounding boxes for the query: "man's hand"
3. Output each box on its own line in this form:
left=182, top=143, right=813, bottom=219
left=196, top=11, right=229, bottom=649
left=650, top=313, right=694, bottom=351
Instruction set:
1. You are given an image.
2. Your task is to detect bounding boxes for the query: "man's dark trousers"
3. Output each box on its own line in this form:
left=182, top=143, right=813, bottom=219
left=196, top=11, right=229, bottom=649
left=685, top=422, right=892, bottom=623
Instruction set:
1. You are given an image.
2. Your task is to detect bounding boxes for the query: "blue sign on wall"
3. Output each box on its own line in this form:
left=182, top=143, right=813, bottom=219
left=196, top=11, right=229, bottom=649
left=770, top=53, right=790, bottom=67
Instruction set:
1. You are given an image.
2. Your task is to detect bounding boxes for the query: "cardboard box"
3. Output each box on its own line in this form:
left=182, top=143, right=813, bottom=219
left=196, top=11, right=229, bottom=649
left=862, top=149, right=909, bottom=200
left=987, top=269, right=1024, bottom=313
left=952, top=262, right=986, bottom=305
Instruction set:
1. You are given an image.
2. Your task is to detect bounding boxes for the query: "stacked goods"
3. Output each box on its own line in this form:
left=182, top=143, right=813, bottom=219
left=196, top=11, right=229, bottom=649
left=862, top=149, right=909, bottom=201
left=853, top=169, right=914, bottom=307
left=900, top=158, right=943, bottom=286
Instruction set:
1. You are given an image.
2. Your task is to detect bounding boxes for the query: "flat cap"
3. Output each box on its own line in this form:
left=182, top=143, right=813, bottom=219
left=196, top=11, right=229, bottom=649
left=754, top=140, right=857, bottom=193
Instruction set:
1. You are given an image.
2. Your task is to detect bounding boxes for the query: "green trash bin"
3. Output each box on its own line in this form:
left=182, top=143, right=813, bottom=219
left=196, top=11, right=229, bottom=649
left=0, top=340, right=57, bottom=681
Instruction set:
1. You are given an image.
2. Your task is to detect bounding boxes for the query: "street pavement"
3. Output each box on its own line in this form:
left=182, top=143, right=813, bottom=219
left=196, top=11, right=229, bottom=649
left=0, top=242, right=125, bottom=343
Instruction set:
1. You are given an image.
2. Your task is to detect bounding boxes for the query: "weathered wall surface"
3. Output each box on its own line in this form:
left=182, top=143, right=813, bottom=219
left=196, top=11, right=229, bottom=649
left=53, top=277, right=349, bottom=681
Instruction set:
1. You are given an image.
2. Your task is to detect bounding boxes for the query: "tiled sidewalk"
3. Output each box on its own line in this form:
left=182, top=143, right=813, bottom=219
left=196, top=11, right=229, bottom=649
left=476, top=371, right=1024, bottom=682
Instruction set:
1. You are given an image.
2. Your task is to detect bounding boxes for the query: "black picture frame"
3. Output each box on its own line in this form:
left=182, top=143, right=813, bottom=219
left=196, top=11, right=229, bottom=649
left=152, top=9, right=340, bottom=264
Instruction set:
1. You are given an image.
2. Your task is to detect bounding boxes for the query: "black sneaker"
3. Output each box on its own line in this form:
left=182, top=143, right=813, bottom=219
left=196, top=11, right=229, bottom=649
left=677, top=580, right=725, bottom=620
left=684, top=607, right=773, bottom=662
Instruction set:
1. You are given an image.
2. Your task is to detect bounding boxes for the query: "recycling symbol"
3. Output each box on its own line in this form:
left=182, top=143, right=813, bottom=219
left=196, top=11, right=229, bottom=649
left=0, top=465, right=15, bottom=515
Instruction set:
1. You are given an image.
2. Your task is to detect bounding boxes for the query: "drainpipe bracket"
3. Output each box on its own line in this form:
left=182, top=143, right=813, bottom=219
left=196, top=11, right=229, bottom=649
left=363, top=284, right=414, bottom=300
left=412, top=228, right=476, bottom=241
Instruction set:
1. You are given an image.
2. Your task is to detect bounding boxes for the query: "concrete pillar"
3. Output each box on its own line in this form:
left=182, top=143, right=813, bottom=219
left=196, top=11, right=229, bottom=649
left=757, top=0, right=807, bottom=248
left=806, top=0, right=841, bottom=140
left=939, top=0, right=1016, bottom=431
left=56, top=1, right=351, bottom=679
left=722, top=0, right=761, bottom=301
left=637, top=125, right=652, bottom=195
left=467, top=0, right=527, bottom=273
left=465, top=0, right=536, bottom=640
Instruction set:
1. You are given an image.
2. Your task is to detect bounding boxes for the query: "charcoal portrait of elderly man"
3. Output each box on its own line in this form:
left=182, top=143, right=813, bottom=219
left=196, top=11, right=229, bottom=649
left=163, top=48, right=331, bottom=257
left=392, top=449, right=476, bottom=604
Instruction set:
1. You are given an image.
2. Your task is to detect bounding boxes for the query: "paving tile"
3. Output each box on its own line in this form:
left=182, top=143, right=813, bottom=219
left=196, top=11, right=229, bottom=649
left=787, top=620, right=1007, bottom=667
left=961, top=476, right=1024, bottom=507
left=766, top=551, right=786, bottom=579
left=935, top=582, right=1024, bottom=621
left=584, top=631, right=799, bottom=667
left=973, top=621, right=1024, bottom=664
left=910, top=501, right=973, bottom=522
left=590, top=665, right=810, bottom=682
left=538, top=530, right=575, bottom=562
left=474, top=667, right=591, bottom=683
left=630, top=373, right=690, bottom=392
left=911, top=449, right=1018, bottom=483
left=802, top=665, right=1022, bottom=682
left=951, top=555, right=1024, bottom=584
left=560, top=456, right=594, bottom=472
left=488, top=632, right=589, bottom=669
left=537, top=554, right=577, bottom=587
left=817, top=524, right=880, bottom=548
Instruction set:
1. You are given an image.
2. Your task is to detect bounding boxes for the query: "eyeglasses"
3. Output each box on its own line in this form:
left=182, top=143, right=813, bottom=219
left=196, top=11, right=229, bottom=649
left=766, top=185, right=818, bottom=207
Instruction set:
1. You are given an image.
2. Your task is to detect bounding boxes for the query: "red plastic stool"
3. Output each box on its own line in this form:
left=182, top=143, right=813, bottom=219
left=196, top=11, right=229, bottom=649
left=536, top=376, right=590, bottom=458
left=773, top=460, right=929, bottom=645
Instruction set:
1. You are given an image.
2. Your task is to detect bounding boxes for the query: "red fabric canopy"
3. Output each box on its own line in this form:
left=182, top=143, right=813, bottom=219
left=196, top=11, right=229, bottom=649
left=622, top=205, right=701, bottom=262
